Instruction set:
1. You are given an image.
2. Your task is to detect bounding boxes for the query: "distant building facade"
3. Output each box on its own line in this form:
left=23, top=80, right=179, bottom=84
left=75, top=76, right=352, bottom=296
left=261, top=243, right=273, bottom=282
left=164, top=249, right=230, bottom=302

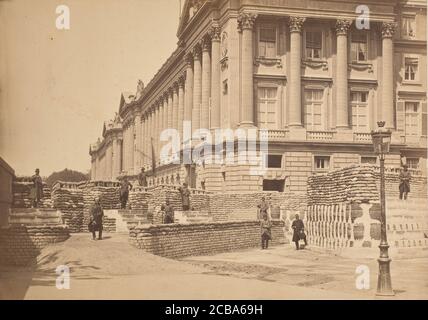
left=90, top=0, right=427, bottom=193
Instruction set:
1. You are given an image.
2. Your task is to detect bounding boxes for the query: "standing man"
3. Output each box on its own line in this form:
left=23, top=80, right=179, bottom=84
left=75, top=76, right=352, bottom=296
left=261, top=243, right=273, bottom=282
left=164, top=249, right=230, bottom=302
left=161, top=199, right=175, bottom=224
left=257, top=196, right=270, bottom=220
left=138, top=167, right=148, bottom=188
left=178, top=182, right=191, bottom=211
left=292, top=214, right=307, bottom=250
left=399, top=164, right=411, bottom=200
left=89, top=197, right=104, bottom=240
left=119, top=177, right=133, bottom=209
left=30, top=168, right=43, bottom=208
left=260, top=213, right=272, bottom=250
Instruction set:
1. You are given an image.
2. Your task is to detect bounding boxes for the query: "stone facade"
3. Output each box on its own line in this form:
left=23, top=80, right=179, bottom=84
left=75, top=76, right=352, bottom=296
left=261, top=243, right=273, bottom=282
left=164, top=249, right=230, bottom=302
left=0, top=157, right=14, bottom=227
left=89, top=0, right=427, bottom=194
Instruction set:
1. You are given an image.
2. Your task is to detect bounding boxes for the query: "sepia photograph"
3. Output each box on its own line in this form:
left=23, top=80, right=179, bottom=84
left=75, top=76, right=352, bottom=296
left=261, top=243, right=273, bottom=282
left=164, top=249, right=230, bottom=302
left=0, top=0, right=427, bottom=304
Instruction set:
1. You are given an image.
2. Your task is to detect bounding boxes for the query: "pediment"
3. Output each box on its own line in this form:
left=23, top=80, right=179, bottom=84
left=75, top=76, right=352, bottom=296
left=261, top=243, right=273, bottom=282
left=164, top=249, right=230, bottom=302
left=177, top=0, right=209, bottom=36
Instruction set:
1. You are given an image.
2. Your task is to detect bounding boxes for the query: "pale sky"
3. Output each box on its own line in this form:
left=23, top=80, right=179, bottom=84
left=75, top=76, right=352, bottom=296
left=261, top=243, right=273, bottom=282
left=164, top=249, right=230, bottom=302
left=0, top=0, right=183, bottom=176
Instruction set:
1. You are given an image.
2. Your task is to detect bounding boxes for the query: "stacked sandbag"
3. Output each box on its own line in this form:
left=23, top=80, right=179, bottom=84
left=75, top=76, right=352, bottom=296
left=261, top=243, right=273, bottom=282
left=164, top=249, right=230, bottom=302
left=307, top=165, right=379, bottom=206
left=128, top=187, right=151, bottom=211
left=51, top=181, right=85, bottom=232
left=12, top=177, right=52, bottom=209
left=82, top=181, right=121, bottom=227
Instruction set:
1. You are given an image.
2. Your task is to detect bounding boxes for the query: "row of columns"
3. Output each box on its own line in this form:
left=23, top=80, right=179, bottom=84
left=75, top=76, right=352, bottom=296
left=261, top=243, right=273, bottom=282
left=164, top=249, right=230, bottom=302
left=285, top=17, right=397, bottom=130
left=118, top=15, right=397, bottom=175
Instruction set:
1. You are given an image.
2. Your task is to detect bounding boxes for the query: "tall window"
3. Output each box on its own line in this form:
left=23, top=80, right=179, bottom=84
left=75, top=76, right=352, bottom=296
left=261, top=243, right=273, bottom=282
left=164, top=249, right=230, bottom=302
left=351, top=32, right=368, bottom=62
left=405, top=102, right=420, bottom=136
left=305, top=31, right=322, bottom=59
left=402, top=17, right=416, bottom=38
left=351, top=91, right=369, bottom=131
left=257, top=87, right=278, bottom=129
left=258, top=26, right=276, bottom=58
left=304, top=89, right=324, bottom=130
left=404, top=57, right=418, bottom=81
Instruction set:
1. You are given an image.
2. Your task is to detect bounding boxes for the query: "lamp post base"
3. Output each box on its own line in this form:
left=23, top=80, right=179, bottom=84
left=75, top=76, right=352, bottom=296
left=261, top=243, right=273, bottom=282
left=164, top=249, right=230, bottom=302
left=376, top=255, right=394, bottom=296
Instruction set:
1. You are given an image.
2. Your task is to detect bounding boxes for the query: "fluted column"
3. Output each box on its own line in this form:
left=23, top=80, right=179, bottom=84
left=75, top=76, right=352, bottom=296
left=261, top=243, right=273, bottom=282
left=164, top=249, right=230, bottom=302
left=106, top=142, right=112, bottom=180
left=238, top=12, right=257, bottom=127
left=201, top=36, right=211, bottom=129
left=192, top=45, right=202, bottom=131
left=336, top=19, right=352, bottom=129
left=178, top=76, right=185, bottom=135
left=382, top=22, right=397, bottom=129
left=184, top=54, right=194, bottom=125
left=141, top=115, right=147, bottom=168
left=147, top=110, right=153, bottom=168
left=288, top=16, right=305, bottom=127
left=134, top=112, right=141, bottom=173
left=167, top=89, right=173, bottom=129
left=172, top=82, right=179, bottom=131
left=129, top=117, right=135, bottom=174
left=153, top=104, right=159, bottom=164
left=210, top=25, right=221, bottom=129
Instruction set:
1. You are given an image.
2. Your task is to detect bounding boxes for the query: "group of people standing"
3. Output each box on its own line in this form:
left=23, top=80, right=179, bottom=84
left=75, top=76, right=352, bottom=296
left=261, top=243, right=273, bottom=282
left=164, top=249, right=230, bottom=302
left=258, top=197, right=307, bottom=251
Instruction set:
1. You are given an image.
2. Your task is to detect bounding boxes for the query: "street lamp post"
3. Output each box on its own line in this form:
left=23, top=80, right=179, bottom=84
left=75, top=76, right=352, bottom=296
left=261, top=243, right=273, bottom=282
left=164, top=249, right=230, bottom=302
left=371, top=121, right=394, bottom=296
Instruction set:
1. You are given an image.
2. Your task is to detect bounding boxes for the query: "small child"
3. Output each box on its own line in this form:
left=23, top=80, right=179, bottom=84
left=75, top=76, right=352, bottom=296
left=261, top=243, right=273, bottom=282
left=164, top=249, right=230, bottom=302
left=260, top=214, right=272, bottom=249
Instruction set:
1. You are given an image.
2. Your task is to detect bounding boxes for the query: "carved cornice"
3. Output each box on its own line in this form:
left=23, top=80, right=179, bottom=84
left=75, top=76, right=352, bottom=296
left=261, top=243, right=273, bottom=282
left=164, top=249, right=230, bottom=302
left=288, top=16, right=306, bottom=33
left=237, top=12, right=257, bottom=33
left=335, top=19, right=352, bottom=35
left=381, top=22, right=397, bottom=38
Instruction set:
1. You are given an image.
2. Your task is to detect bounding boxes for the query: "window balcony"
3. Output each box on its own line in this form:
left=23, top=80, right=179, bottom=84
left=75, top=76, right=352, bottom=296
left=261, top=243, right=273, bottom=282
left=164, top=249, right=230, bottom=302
left=306, top=130, right=335, bottom=141
left=353, top=132, right=372, bottom=143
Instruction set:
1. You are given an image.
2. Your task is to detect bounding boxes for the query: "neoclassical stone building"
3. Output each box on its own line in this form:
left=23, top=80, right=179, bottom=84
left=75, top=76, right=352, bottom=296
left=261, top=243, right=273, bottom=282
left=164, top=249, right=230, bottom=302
left=90, top=0, right=427, bottom=193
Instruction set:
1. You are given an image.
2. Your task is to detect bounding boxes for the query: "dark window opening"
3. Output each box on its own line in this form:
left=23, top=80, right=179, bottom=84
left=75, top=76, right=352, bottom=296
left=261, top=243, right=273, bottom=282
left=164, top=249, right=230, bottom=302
left=267, top=154, right=282, bottom=168
left=263, top=179, right=284, bottom=192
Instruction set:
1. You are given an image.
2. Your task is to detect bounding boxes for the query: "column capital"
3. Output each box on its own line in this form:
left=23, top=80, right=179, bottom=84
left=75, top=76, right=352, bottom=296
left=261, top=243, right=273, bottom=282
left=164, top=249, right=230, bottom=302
left=237, top=12, right=257, bottom=33
left=381, top=22, right=397, bottom=38
left=167, top=87, right=174, bottom=97
left=178, top=74, right=186, bottom=88
left=172, top=80, right=179, bottom=92
left=192, top=44, right=202, bottom=61
left=288, top=16, right=306, bottom=33
left=201, top=35, right=211, bottom=52
left=209, top=24, right=221, bottom=42
left=184, top=52, right=193, bottom=67
left=335, top=19, right=352, bottom=36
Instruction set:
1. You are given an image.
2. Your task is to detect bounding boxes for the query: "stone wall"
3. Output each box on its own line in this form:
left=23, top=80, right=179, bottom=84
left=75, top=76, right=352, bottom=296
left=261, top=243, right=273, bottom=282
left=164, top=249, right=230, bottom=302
left=0, top=157, right=14, bottom=227
left=0, top=224, right=70, bottom=266
left=129, top=220, right=285, bottom=258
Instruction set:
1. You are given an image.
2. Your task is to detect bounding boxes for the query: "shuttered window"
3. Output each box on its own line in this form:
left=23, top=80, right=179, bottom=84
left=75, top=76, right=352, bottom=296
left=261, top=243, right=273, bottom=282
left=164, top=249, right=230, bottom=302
left=351, top=92, right=369, bottom=132
left=304, top=89, right=324, bottom=130
left=405, top=102, right=420, bottom=136
left=257, top=87, right=278, bottom=129
left=305, top=31, right=322, bottom=59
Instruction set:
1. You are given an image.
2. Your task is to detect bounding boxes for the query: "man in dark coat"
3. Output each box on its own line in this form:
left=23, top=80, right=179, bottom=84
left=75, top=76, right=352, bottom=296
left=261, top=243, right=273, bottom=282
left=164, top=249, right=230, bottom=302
left=119, top=177, right=133, bottom=209
left=89, top=197, right=104, bottom=240
left=138, top=167, right=148, bottom=188
left=178, top=182, right=191, bottom=211
left=257, top=197, right=270, bottom=219
left=292, top=214, right=307, bottom=250
left=161, top=199, right=174, bottom=224
left=399, top=165, right=411, bottom=200
left=260, top=213, right=272, bottom=249
left=30, top=168, right=43, bottom=208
